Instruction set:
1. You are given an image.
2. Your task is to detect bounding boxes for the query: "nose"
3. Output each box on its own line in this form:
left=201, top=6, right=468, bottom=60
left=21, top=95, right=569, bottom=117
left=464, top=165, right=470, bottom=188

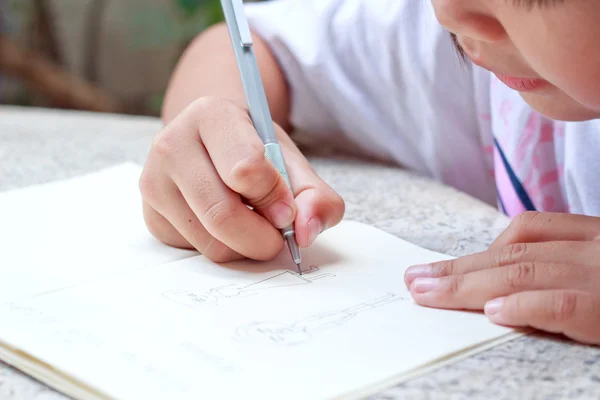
left=431, top=0, right=507, bottom=43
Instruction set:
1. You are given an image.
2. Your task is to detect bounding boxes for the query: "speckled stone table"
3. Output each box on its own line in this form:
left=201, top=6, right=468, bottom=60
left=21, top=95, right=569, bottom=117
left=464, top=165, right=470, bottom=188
left=1, top=105, right=599, bottom=400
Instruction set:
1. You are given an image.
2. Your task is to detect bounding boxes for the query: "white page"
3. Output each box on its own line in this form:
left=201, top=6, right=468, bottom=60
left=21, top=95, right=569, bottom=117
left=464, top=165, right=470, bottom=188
left=0, top=164, right=195, bottom=301
left=0, top=221, right=519, bottom=400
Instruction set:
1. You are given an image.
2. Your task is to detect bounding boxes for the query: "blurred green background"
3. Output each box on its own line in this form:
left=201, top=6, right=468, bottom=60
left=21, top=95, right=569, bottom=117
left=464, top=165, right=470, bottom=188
left=0, top=0, right=263, bottom=116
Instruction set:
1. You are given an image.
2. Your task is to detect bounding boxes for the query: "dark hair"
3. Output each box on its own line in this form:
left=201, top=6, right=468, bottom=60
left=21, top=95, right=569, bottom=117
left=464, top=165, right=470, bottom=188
left=450, top=33, right=467, bottom=62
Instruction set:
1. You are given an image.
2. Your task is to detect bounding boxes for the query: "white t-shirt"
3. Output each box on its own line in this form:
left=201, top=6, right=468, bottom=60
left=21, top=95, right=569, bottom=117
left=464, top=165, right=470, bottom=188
left=244, top=0, right=600, bottom=217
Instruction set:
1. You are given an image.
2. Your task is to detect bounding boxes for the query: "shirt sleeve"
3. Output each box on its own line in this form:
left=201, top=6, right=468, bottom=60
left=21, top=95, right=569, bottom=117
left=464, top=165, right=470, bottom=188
left=245, top=0, right=494, bottom=202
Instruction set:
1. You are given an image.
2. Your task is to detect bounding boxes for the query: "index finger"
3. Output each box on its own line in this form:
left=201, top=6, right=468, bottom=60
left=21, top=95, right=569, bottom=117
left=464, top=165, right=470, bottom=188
left=404, top=240, right=596, bottom=287
left=172, top=150, right=285, bottom=261
left=192, top=97, right=296, bottom=208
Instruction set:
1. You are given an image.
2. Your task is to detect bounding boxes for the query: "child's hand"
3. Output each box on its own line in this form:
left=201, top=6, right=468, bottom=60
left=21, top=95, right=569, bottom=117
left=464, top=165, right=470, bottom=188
left=405, top=212, right=600, bottom=345
left=139, top=97, right=344, bottom=263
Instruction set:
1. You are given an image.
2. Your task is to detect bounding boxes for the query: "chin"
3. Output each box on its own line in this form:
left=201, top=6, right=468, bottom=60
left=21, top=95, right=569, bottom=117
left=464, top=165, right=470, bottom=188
left=520, top=91, right=600, bottom=122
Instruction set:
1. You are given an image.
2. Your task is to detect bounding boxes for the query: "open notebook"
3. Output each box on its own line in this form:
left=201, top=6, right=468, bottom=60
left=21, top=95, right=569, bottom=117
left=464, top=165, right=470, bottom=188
left=0, top=164, right=522, bottom=400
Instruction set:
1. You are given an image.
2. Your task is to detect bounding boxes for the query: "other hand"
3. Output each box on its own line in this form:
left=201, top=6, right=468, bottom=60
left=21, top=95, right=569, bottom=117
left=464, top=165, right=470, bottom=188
left=405, top=211, right=600, bottom=345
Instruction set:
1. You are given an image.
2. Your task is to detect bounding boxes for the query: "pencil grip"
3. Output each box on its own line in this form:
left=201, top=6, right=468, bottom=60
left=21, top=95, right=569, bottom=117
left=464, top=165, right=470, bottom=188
left=264, top=143, right=292, bottom=190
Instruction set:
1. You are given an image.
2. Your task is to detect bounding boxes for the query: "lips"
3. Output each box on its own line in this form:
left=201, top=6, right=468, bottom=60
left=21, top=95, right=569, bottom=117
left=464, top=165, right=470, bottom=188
left=494, top=73, right=549, bottom=92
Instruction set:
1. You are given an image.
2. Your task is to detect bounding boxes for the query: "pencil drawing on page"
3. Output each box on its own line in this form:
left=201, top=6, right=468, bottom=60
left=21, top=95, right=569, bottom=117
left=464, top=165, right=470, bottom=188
left=162, top=265, right=334, bottom=308
left=234, top=292, right=406, bottom=346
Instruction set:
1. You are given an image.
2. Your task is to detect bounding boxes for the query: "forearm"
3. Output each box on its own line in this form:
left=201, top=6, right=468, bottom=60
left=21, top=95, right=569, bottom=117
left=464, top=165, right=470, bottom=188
left=161, top=23, right=292, bottom=131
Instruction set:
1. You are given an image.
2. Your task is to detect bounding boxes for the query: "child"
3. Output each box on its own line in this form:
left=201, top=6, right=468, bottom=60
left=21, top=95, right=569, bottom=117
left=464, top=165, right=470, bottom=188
left=138, top=0, right=600, bottom=345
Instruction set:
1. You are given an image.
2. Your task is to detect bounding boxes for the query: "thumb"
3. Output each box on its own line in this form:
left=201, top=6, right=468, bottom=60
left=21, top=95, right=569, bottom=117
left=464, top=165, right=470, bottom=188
left=243, top=157, right=299, bottom=230
left=293, top=181, right=345, bottom=248
left=249, top=123, right=345, bottom=247
left=276, top=141, right=344, bottom=248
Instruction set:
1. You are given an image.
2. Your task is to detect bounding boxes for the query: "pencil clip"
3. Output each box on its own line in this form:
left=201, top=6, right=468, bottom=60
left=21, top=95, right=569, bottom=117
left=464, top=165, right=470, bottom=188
left=231, top=0, right=253, bottom=47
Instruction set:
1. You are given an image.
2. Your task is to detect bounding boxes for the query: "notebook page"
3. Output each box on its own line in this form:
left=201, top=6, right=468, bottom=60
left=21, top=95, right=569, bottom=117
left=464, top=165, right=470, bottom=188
left=0, top=221, right=518, bottom=400
left=0, top=164, right=195, bottom=302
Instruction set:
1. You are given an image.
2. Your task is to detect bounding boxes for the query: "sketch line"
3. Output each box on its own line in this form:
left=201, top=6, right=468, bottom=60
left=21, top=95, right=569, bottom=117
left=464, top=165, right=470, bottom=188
left=162, top=265, right=334, bottom=308
left=233, top=292, right=407, bottom=346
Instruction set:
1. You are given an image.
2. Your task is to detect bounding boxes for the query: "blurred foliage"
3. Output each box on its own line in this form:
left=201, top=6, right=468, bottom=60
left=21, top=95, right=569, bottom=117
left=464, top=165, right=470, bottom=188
left=176, top=0, right=219, bottom=17
left=126, top=0, right=224, bottom=50
left=0, top=0, right=265, bottom=115
left=133, top=0, right=226, bottom=113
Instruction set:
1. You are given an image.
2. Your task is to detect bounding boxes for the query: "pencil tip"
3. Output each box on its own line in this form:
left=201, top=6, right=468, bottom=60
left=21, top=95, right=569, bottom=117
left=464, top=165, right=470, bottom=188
left=296, top=263, right=302, bottom=275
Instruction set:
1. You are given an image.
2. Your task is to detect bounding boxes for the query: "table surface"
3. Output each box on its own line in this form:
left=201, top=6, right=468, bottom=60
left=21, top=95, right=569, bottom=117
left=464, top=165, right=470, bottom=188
left=1, top=105, right=599, bottom=400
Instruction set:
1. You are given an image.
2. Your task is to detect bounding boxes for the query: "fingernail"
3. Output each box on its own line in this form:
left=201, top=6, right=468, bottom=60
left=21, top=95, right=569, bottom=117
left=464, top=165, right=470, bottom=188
left=307, top=218, right=322, bottom=246
left=268, top=202, right=294, bottom=228
left=485, top=297, right=506, bottom=315
left=405, top=264, right=434, bottom=283
left=411, top=278, right=439, bottom=294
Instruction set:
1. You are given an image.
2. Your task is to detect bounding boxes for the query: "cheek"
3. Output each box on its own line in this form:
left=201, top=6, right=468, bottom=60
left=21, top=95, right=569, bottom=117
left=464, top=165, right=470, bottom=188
left=509, top=9, right=600, bottom=112
left=541, top=48, right=600, bottom=112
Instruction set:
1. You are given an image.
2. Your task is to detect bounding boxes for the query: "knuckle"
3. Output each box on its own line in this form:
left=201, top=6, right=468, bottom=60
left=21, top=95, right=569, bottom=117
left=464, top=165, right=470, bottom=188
left=496, top=243, right=528, bottom=266
left=192, top=96, right=249, bottom=123
left=513, top=211, right=541, bottom=229
left=138, top=170, right=161, bottom=204
left=505, top=262, right=536, bottom=290
left=552, top=292, right=578, bottom=322
left=192, top=96, right=228, bottom=113
left=493, top=212, right=540, bottom=248
left=151, top=129, right=180, bottom=161
left=433, top=260, right=456, bottom=277
left=501, top=211, right=541, bottom=243
left=228, top=147, right=272, bottom=194
left=142, top=204, right=189, bottom=249
left=142, top=205, right=164, bottom=239
left=251, top=180, right=285, bottom=210
left=512, top=293, right=525, bottom=316
left=448, top=275, right=465, bottom=297
left=202, top=198, right=238, bottom=227
left=138, top=171, right=154, bottom=199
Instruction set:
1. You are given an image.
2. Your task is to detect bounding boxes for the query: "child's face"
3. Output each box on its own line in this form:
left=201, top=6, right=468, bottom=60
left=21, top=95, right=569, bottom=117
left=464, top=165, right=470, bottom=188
left=432, top=0, right=600, bottom=121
